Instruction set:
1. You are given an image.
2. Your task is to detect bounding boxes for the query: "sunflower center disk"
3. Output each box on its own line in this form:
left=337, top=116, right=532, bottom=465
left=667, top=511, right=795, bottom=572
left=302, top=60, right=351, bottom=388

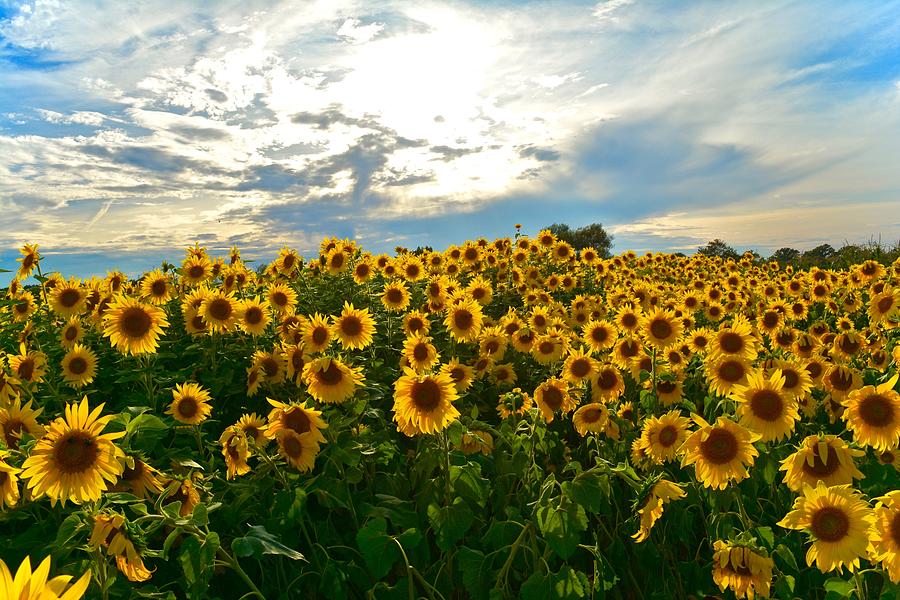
left=178, top=398, right=199, bottom=418
left=749, top=390, right=784, bottom=421
left=54, top=432, right=100, bottom=474
left=60, top=289, right=81, bottom=307
left=341, top=316, right=363, bottom=337
left=858, top=395, right=894, bottom=427
left=209, top=299, right=232, bottom=321
left=316, top=363, right=344, bottom=386
left=801, top=446, right=840, bottom=477
left=284, top=409, right=311, bottom=435
left=68, top=357, right=88, bottom=375
left=811, top=507, right=850, bottom=543
left=719, top=332, right=743, bottom=354
left=650, top=319, right=672, bottom=340
left=245, top=307, right=263, bottom=325
left=122, top=307, right=153, bottom=338
left=658, top=425, right=678, bottom=447
left=411, top=379, right=442, bottom=411
left=700, top=429, right=739, bottom=465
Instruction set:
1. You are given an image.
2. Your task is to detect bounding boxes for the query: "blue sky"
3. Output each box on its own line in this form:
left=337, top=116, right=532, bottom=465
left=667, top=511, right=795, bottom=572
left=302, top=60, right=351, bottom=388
left=1, top=0, right=900, bottom=282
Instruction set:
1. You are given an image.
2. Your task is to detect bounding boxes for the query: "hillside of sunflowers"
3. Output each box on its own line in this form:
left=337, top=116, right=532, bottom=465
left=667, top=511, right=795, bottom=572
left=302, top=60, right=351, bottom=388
left=1, top=232, right=899, bottom=600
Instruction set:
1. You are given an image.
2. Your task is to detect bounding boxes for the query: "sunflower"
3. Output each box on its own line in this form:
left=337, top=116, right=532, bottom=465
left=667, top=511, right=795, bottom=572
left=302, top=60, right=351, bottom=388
left=89, top=513, right=152, bottom=582
left=777, top=482, right=874, bottom=573
left=393, top=368, right=460, bottom=435
left=20, top=396, right=124, bottom=506
left=639, top=410, right=691, bottom=464
left=246, top=365, right=262, bottom=397
left=612, top=336, right=642, bottom=369
left=632, top=479, right=686, bottom=543
left=444, top=300, right=483, bottom=342
left=139, top=270, right=171, bottom=305
left=711, top=541, right=774, bottom=600
left=0, top=555, right=90, bottom=600
left=591, top=363, right=626, bottom=403
left=402, top=311, right=431, bottom=337
left=303, top=357, right=364, bottom=404
left=59, top=316, right=84, bottom=349
left=352, top=259, right=374, bottom=284
left=332, top=302, right=376, bottom=350
left=198, top=290, right=238, bottom=333
left=581, top=319, right=617, bottom=352
left=615, top=304, right=641, bottom=334
left=219, top=426, right=251, bottom=480
left=572, top=403, right=609, bottom=436
left=478, top=326, right=508, bottom=360
left=302, top=313, right=333, bottom=353
left=534, top=378, right=575, bottom=423
left=869, top=287, right=899, bottom=324
left=491, top=363, right=517, bottom=387
left=276, top=430, right=321, bottom=472
left=706, top=355, right=751, bottom=397
left=497, top=387, right=533, bottom=418
left=8, top=346, right=47, bottom=385
left=11, top=291, right=36, bottom=322
left=253, top=349, right=286, bottom=384
left=0, top=453, right=20, bottom=508
left=324, top=247, right=349, bottom=275
left=234, top=413, right=267, bottom=447
left=0, top=398, right=44, bottom=450
left=870, top=490, right=900, bottom=583
left=181, top=255, right=211, bottom=285
left=117, top=456, right=164, bottom=499
left=709, top=315, right=758, bottom=362
left=382, top=281, right=411, bottom=312
left=681, top=416, right=760, bottom=490
left=458, top=430, right=494, bottom=456
left=561, top=348, right=598, bottom=384
left=731, top=369, right=799, bottom=443
left=275, top=247, right=302, bottom=275
left=403, top=334, right=440, bottom=372
left=780, top=434, right=865, bottom=492
left=102, top=296, right=168, bottom=355
left=165, top=383, right=213, bottom=425
left=264, top=398, right=328, bottom=443
left=15, top=243, right=40, bottom=279
left=440, top=359, right=474, bottom=392
left=266, top=283, right=298, bottom=314
left=841, top=374, right=900, bottom=451
left=640, top=308, right=682, bottom=350
left=237, top=297, right=270, bottom=335
left=60, top=344, right=97, bottom=388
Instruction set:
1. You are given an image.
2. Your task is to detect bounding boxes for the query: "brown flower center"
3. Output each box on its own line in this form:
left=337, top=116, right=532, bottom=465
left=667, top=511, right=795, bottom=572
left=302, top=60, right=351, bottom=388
left=762, top=312, right=779, bottom=328
left=271, top=291, right=288, bottom=307
left=282, top=434, right=303, bottom=459
left=749, top=389, right=784, bottom=422
left=2, top=419, right=25, bottom=449
left=59, top=288, right=81, bottom=308
left=621, top=313, right=638, bottom=329
left=828, top=369, right=853, bottom=391
left=386, top=288, right=404, bottom=304
left=541, top=385, right=564, bottom=411
left=877, top=295, right=894, bottom=314
left=801, top=445, right=840, bottom=478
left=17, top=358, right=35, bottom=381
left=413, top=343, right=430, bottom=362
left=810, top=506, right=850, bottom=542
left=284, top=408, right=311, bottom=435
left=261, top=357, right=279, bottom=377
left=121, top=306, right=153, bottom=338
left=316, top=362, right=344, bottom=386
left=330, top=253, right=344, bottom=269
left=122, top=460, right=145, bottom=481
left=658, top=425, right=678, bottom=447
left=67, top=357, right=88, bottom=376
left=411, top=379, right=442, bottom=411
left=580, top=408, right=603, bottom=423
left=858, top=394, right=894, bottom=427
left=719, top=332, right=744, bottom=354
left=591, top=326, right=609, bottom=343
left=177, top=397, right=199, bottom=418
left=311, top=326, right=329, bottom=346
left=657, top=380, right=677, bottom=394
left=454, top=309, right=474, bottom=331
left=538, top=341, right=555, bottom=356
left=208, top=298, right=232, bottom=321
left=782, top=369, right=799, bottom=390
left=596, top=368, right=619, bottom=390
left=649, top=318, right=672, bottom=341
left=245, top=306, right=264, bottom=325
left=620, top=340, right=640, bottom=358
left=699, top=428, right=739, bottom=465
left=53, top=431, right=99, bottom=473
left=570, top=358, right=591, bottom=379
left=151, top=279, right=167, bottom=297
left=64, top=326, right=79, bottom=341
left=718, top=360, right=745, bottom=383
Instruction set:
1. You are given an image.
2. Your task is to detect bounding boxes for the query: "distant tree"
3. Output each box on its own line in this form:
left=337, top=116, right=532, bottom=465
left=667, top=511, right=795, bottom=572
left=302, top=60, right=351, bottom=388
left=546, top=223, right=614, bottom=258
left=696, top=239, right=739, bottom=260
left=801, top=244, right=836, bottom=267
left=770, top=247, right=801, bottom=264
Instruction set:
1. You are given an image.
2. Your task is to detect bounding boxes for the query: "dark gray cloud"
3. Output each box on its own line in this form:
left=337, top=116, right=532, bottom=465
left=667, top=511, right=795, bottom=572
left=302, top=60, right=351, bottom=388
left=80, top=143, right=229, bottom=175
left=429, top=145, right=484, bottom=162
left=205, top=88, right=228, bottom=103
left=518, top=144, right=561, bottom=161
left=170, top=125, right=229, bottom=141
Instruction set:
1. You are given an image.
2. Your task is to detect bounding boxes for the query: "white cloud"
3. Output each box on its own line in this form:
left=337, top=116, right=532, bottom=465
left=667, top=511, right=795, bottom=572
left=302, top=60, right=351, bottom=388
left=592, top=0, right=633, bottom=22
left=36, top=109, right=106, bottom=126
left=337, top=18, right=385, bottom=44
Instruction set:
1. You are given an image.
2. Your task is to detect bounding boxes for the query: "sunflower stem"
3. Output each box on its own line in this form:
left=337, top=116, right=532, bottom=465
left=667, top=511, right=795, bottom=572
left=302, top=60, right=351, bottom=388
left=217, top=547, right=265, bottom=600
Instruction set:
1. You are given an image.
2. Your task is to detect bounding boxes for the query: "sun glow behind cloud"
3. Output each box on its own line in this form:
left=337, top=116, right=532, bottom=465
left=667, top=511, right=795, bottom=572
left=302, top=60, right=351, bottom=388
left=0, top=0, right=899, bottom=279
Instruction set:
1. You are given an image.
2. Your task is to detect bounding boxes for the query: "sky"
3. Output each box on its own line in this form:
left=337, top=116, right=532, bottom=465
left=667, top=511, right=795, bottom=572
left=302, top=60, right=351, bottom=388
left=1, top=0, right=900, bottom=281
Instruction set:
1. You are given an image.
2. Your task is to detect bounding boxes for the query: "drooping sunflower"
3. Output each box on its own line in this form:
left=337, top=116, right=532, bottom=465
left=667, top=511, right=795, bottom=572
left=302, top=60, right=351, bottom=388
left=60, top=344, right=98, bottom=388
left=20, top=396, right=125, bottom=506
left=534, top=378, right=576, bottom=423
left=102, top=296, right=168, bottom=355
left=116, top=456, right=164, bottom=499
left=303, top=357, right=364, bottom=404
left=0, top=555, right=90, bottom=600
left=237, top=297, right=270, bottom=336
left=276, top=430, right=321, bottom=472
left=381, top=281, right=411, bottom=312
left=332, top=302, right=376, bottom=350
left=0, top=453, right=21, bottom=508
left=0, top=398, right=45, bottom=449
left=264, top=398, right=328, bottom=444
left=640, top=308, right=683, bottom=350
left=777, top=482, right=874, bottom=573
left=89, top=513, right=153, bottom=582
left=681, top=416, right=760, bottom=490
left=780, top=434, right=865, bottom=492
left=165, top=383, right=213, bottom=425
left=458, top=430, right=494, bottom=455
left=444, top=300, right=483, bottom=342
left=591, top=364, right=626, bottom=403
left=639, top=410, right=691, bottom=464
left=870, top=490, right=900, bottom=583
left=731, top=369, right=799, bottom=443
left=632, top=479, right=686, bottom=543
left=572, top=403, right=609, bottom=436
left=403, top=334, right=440, bottom=372
left=392, top=368, right=460, bottom=435
left=841, top=374, right=900, bottom=451
left=302, top=313, right=333, bottom=354
left=219, top=426, right=251, bottom=480
left=162, top=477, right=201, bottom=517
left=440, top=358, right=474, bottom=392
left=16, top=243, right=40, bottom=279
left=266, top=282, right=298, bottom=314
left=711, top=540, right=774, bottom=600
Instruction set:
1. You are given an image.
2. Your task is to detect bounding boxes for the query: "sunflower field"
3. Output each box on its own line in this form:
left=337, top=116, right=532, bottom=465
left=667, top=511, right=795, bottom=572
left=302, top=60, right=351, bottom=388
left=1, top=231, right=899, bottom=600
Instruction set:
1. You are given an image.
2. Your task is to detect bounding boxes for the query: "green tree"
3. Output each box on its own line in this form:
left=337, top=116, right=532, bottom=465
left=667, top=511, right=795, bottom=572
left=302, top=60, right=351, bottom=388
left=696, top=239, right=739, bottom=260
left=769, top=247, right=800, bottom=264
left=546, top=223, right=614, bottom=258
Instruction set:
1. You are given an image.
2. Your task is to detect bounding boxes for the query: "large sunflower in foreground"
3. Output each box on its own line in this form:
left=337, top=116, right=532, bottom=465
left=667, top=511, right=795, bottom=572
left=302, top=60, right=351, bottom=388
left=20, top=396, right=124, bottom=506
left=870, top=490, right=900, bottom=583
left=680, top=416, right=760, bottom=489
left=302, top=357, right=364, bottom=404
left=102, top=296, right=168, bottom=355
left=711, top=541, right=774, bottom=600
left=393, top=368, right=460, bottom=435
left=777, top=482, right=874, bottom=573
left=779, top=434, right=865, bottom=492
left=0, top=555, right=90, bottom=600
left=841, top=373, right=900, bottom=451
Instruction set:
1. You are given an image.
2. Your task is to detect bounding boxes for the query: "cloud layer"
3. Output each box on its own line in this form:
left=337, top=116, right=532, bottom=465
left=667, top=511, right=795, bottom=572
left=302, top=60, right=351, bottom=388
left=1, top=0, right=899, bottom=278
